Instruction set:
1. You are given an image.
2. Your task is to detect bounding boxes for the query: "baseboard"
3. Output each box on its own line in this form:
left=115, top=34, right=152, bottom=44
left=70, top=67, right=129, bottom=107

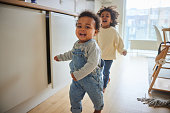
left=5, top=84, right=66, bottom=113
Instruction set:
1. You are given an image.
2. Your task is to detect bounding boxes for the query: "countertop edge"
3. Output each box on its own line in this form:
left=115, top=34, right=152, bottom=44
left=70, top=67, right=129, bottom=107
left=0, top=0, right=78, bottom=17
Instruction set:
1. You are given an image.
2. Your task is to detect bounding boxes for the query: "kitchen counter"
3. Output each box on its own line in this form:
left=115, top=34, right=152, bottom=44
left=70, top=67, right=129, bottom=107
left=0, top=0, right=77, bottom=17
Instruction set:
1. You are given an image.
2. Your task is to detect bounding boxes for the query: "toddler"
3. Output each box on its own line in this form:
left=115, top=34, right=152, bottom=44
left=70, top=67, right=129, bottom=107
left=54, top=11, right=104, bottom=113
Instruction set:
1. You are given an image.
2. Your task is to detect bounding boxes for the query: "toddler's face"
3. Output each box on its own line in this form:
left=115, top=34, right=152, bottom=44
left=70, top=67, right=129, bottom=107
left=100, top=11, right=112, bottom=28
left=76, top=16, right=97, bottom=43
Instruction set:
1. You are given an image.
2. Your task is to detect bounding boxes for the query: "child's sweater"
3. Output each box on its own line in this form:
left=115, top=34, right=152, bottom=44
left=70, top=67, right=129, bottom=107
left=94, top=27, right=125, bottom=60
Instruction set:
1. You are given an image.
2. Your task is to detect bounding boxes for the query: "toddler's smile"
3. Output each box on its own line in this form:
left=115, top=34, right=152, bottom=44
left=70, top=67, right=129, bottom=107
left=79, top=33, right=87, bottom=37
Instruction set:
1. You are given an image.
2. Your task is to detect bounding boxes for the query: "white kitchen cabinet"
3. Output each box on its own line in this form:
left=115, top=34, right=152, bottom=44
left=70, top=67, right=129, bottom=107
left=50, top=12, right=77, bottom=89
left=0, top=4, right=47, bottom=113
left=31, top=0, right=75, bottom=12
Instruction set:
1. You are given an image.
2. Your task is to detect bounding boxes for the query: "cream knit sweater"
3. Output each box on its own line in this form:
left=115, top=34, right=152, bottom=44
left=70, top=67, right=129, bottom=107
left=94, top=27, right=125, bottom=60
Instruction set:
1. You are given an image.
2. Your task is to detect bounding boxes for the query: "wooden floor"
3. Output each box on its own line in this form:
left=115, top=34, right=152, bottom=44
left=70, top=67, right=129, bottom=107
left=28, top=54, right=170, bottom=113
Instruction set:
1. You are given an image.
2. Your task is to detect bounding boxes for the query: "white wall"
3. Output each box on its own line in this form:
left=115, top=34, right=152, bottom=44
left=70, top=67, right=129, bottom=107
left=76, top=0, right=95, bottom=13
left=94, top=0, right=102, bottom=13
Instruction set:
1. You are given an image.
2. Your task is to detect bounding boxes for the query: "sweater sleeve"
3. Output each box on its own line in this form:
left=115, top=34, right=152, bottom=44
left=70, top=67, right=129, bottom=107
left=73, top=42, right=100, bottom=81
left=115, top=32, right=125, bottom=54
left=57, top=50, right=72, bottom=61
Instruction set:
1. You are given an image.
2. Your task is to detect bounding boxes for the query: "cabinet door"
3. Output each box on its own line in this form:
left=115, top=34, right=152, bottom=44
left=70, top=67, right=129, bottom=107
left=50, top=12, right=76, bottom=89
left=37, top=0, right=75, bottom=12
left=0, top=4, right=47, bottom=112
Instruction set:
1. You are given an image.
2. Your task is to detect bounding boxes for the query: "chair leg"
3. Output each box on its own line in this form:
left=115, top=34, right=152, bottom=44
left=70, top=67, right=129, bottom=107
left=152, top=64, right=157, bottom=71
left=152, top=66, right=157, bottom=77
left=148, top=65, right=161, bottom=93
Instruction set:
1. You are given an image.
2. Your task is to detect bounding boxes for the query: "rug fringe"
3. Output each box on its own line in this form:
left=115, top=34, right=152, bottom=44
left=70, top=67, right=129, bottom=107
left=137, top=97, right=170, bottom=108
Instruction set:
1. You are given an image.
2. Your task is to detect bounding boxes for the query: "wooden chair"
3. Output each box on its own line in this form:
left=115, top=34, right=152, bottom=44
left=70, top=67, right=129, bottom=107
left=152, top=25, right=163, bottom=70
left=148, top=28, right=170, bottom=93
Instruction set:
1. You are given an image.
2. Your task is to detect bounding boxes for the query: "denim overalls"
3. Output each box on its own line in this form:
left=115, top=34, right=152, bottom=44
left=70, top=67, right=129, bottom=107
left=69, top=40, right=104, bottom=113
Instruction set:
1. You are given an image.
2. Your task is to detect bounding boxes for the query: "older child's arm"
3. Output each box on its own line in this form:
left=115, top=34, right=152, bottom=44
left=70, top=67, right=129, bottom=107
left=116, top=33, right=127, bottom=56
left=122, top=50, right=127, bottom=56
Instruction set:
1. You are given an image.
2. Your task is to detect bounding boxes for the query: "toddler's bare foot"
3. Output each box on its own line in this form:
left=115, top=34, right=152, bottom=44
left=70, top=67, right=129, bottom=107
left=103, top=78, right=110, bottom=93
left=103, top=88, right=106, bottom=93
left=108, top=78, right=110, bottom=83
left=94, top=110, right=101, bottom=113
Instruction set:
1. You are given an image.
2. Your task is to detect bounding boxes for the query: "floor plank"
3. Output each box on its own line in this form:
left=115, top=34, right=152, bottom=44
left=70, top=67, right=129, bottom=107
left=28, top=54, right=170, bottom=113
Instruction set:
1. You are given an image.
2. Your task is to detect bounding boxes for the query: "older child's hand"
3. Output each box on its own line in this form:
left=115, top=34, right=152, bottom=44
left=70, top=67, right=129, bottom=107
left=54, top=56, right=59, bottom=61
left=122, top=50, right=127, bottom=56
left=71, top=73, right=77, bottom=81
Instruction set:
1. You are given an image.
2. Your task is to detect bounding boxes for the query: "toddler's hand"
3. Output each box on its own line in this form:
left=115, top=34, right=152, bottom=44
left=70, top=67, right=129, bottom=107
left=122, top=50, right=127, bottom=56
left=54, top=56, right=59, bottom=61
left=71, top=73, right=77, bottom=81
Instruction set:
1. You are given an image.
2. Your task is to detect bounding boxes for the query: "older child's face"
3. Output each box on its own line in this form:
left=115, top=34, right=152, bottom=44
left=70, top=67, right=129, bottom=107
left=76, top=16, right=97, bottom=43
left=101, top=11, right=112, bottom=28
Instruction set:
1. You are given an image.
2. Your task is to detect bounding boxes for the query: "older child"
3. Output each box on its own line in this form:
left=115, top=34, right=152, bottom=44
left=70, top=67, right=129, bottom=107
left=95, top=6, right=127, bottom=93
left=54, top=11, right=104, bottom=113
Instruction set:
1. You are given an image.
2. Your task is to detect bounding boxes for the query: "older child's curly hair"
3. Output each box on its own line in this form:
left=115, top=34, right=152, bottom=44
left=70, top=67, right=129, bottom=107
left=97, top=6, right=119, bottom=27
left=77, top=11, right=100, bottom=31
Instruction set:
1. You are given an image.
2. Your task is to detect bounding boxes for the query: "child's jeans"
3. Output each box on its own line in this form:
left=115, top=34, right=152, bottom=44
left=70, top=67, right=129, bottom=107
left=69, top=48, right=104, bottom=113
left=103, top=60, right=113, bottom=88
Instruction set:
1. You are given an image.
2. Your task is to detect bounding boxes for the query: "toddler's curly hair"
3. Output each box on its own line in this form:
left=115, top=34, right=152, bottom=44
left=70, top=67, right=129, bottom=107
left=97, top=6, right=119, bottom=27
left=77, top=11, right=100, bottom=31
